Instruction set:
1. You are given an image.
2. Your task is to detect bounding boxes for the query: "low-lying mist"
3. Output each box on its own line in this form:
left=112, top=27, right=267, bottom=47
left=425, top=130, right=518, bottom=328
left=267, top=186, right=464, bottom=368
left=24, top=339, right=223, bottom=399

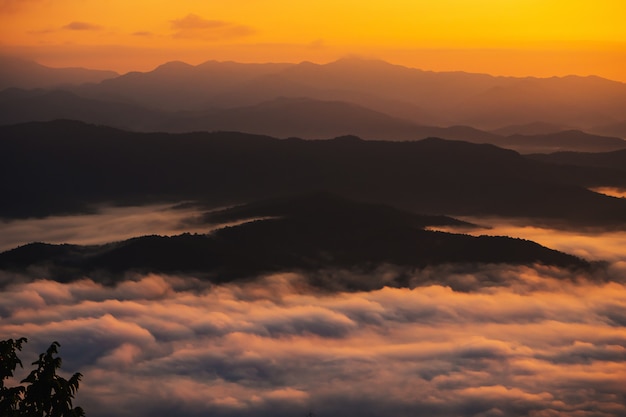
left=444, top=218, right=626, bottom=263
left=2, top=205, right=626, bottom=416
left=0, top=203, right=222, bottom=252
left=2, top=263, right=625, bottom=417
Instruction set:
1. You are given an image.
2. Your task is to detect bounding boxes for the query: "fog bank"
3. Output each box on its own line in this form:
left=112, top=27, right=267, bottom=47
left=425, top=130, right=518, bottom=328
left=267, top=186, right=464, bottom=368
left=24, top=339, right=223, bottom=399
left=2, top=267, right=625, bottom=417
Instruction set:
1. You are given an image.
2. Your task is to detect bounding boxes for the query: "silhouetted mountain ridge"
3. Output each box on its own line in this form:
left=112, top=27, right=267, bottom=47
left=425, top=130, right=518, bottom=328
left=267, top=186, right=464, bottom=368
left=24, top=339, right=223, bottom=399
left=0, top=88, right=162, bottom=130
left=491, top=122, right=568, bottom=136
left=3, top=57, right=625, bottom=131
left=591, top=120, right=626, bottom=139
left=202, top=192, right=476, bottom=229
left=0, top=193, right=589, bottom=289
left=2, top=120, right=626, bottom=228
left=2, top=89, right=622, bottom=152
left=491, top=130, right=626, bottom=153
left=0, top=56, right=118, bottom=89
left=529, top=149, right=626, bottom=172
left=63, top=57, right=626, bottom=130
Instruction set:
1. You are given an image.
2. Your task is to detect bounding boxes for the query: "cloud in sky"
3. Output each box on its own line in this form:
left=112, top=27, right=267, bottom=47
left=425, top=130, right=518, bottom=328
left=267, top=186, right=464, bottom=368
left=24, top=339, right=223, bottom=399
left=29, top=20, right=105, bottom=35
left=131, top=31, right=153, bottom=37
left=170, top=13, right=254, bottom=40
left=2, top=267, right=625, bottom=417
left=62, top=21, right=103, bottom=31
left=170, top=14, right=230, bottom=30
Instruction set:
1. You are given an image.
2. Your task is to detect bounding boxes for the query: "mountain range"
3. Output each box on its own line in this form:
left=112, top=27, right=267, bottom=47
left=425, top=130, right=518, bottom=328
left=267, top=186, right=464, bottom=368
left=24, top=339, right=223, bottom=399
left=2, top=120, right=626, bottom=229
left=0, top=56, right=118, bottom=90
left=2, top=55, right=626, bottom=147
left=1, top=57, right=624, bottom=287
left=1, top=88, right=624, bottom=153
left=0, top=193, right=589, bottom=288
left=529, top=148, right=626, bottom=172
left=74, top=57, right=626, bottom=133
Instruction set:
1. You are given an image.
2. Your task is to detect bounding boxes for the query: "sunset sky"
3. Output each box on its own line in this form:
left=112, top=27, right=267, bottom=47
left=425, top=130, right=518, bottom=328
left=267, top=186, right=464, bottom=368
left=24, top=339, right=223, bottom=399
left=1, top=0, right=625, bottom=81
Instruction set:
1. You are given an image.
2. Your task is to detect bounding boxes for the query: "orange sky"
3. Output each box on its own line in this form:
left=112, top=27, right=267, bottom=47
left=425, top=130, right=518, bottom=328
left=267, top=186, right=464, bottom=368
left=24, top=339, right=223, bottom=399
left=1, top=0, right=625, bottom=81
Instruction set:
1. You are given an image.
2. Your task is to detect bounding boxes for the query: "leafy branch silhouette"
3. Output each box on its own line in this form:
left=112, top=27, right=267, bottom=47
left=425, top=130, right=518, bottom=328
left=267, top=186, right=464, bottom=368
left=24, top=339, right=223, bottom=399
left=0, top=338, right=85, bottom=417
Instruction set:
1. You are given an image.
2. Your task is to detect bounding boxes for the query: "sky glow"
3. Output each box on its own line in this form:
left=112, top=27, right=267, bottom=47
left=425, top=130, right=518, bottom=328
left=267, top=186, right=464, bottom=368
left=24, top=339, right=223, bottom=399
left=1, top=0, right=625, bottom=80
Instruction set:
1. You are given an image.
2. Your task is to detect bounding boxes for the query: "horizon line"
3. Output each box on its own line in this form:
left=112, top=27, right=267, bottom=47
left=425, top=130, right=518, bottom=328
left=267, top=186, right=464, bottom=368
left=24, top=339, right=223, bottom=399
left=2, top=52, right=623, bottom=84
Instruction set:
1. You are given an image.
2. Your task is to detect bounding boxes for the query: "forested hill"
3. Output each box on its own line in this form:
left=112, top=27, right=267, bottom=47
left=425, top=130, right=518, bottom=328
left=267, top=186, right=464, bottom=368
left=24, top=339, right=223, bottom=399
left=0, top=193, right=589, bottom=288
left=2, top=120, right=626, bottom=228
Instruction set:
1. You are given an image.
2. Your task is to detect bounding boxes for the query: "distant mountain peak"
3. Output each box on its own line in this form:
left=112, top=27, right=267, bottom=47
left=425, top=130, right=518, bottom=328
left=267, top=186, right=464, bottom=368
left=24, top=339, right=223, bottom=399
left=153, top=60, right=194, bottom=72
left=0, top=55, right=118, bottom=89
left=331, top=56, right=395, bottom=65
left=332, top=134, right=364, bottom=142
left=326, top=56, right=415, bottom=71
left=491, top=121, right=567, bottom=136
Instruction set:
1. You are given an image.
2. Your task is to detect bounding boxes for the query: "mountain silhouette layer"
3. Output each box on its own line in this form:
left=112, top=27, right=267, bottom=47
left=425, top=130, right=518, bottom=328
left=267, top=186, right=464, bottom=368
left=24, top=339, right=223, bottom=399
left=4, top=56, right=625, bottom=132
left=2, top=120, right=626, bottom=228
left=2, top=89, right=624, bottom=153
left=489, top=130, right=626, bottom=153
left=0, top=193, right=589, bottom=289
left=64, top=57, right=626, bottom=131
left=529, top=148, right=626, bottom=172
left=490, top=122, right=568, bottom=136
left=591, top=120, right=626, bottom=139
left=0, top=56, right=118, bottom=90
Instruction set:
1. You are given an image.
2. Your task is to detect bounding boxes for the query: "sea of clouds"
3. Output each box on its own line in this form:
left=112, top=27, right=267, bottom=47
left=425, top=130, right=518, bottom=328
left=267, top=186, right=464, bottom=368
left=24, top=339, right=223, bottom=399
left=1, top=206, right=626, bottom=417
left=1, top=266, right=625, bottom=417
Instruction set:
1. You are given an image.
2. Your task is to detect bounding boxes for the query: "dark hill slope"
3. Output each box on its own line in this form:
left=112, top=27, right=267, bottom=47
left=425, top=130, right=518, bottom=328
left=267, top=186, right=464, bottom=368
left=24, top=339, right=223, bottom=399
left=0, top=56, right=118, bottom=89
left=0, top=88, right=498, bottom=142
left=493, top=130, right=626, bottom=153
left=0, top=88, right=163, bottom=130
left=529, top=149, right=626, bottom=172
left=2, top=121, right=626, bottom=227
left=4, top=89, right=622, bottom=153
left=592, top=120, right=626, bottom=139
left=0, top=194, right=588, bottom=289
left=157, top=97, right=424, bottom=139
left=201, top=192, right=475, bottom=229
left=80, top=60, right=292, bottom=111
left=490, top=122, right=566, bottom=136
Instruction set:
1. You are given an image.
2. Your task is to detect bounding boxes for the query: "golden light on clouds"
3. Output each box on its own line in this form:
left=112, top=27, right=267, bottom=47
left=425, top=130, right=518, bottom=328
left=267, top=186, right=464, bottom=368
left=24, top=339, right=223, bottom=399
left=1, top=0, right=625, bottom=80
left=2, top=270, right=626, bottom=417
